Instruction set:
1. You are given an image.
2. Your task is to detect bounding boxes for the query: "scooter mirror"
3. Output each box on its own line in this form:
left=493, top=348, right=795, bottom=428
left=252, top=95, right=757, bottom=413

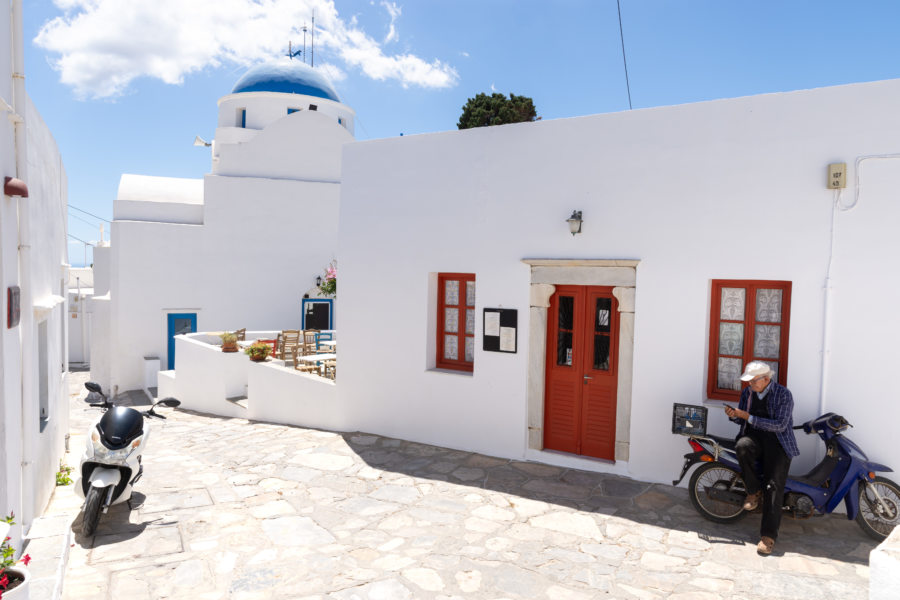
left=84, top=391, right=103, bottom=404
left=84, top=381, right=102, bottom=394
left=156, top=398, right=181, bottom=408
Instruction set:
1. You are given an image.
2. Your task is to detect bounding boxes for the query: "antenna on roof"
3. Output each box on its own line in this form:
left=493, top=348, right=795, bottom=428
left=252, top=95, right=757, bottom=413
left=311, top=10, right=315, bottom=67
left=286, top=20, right=312, bottom=64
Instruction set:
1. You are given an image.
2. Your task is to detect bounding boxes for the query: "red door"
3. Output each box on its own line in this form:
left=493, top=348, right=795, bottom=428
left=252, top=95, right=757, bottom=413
left=543, top=286, right=619, bottom=460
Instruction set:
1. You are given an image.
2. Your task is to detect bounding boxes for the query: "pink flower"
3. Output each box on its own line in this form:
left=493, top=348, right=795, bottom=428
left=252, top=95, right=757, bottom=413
left=0, top=573, right=8, bottom=589
left=325, top=266, right=336, bottom=280
left=20, top=555, right=30, bottom=566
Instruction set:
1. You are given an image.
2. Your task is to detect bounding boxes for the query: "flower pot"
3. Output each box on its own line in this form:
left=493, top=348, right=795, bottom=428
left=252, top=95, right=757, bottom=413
left=221, top=342, right=238, bottom=353
left=249, top=355, right=267, bottom=362
left=2, top=566, right=31, bottom=599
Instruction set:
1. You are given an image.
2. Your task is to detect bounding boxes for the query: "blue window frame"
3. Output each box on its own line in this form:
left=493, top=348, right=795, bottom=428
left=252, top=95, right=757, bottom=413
left=238, top=108, right=246, bottom=128
left=301, top=299, right=333, bottom=330
left=288, top=108, right=300, bottom=115
left=167, top=313, right=197, bottom=370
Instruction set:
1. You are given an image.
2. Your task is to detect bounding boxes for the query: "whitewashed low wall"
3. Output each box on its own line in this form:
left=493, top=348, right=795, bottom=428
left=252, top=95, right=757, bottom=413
left=870, top=525, right=900, bottom=600
left=171, top=335, right=250, bottom=418
left=247, top=362, right=344, bottom=431
left=167, top=332, right=344, bottom=431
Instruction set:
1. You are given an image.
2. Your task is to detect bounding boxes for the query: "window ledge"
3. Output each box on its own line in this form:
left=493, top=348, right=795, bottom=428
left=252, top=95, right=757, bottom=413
left=427, top=367, right=474, bottom=377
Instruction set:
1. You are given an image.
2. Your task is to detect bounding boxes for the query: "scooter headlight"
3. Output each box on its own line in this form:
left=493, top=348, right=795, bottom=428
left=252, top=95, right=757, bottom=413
left=90, top=431, right=141, bottom=463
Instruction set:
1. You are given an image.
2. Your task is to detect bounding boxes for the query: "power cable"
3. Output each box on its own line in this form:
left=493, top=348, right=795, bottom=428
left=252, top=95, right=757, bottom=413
left=68, top=212, right=99, bottom=228
left=67, top=233, right=96, bottom=246
left=68, top=204, right=110, bottom=223
left=617, top=0, right=633, bottom=110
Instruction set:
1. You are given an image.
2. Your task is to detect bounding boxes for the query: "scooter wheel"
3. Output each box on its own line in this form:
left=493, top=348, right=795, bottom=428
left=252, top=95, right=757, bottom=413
left=82, top=486, right=104, bottom=537
left=688, top=462, right=748, bottom=524
left=856, top=476, right=900, bottom=541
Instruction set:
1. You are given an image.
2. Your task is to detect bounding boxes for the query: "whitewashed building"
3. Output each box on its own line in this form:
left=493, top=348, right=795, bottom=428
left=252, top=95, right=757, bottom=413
left=1, top=0, right=69, bottom=543
left=337, top=78, right=900, bottom=485
left=92, top=61, right=353, bottom=394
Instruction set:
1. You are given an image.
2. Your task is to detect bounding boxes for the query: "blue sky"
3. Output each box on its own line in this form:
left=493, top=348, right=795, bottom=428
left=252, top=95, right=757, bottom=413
left=21, top=1, right=900, bottom=266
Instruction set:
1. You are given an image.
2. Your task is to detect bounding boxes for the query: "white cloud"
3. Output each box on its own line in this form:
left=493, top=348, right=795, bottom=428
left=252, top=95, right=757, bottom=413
left=34, top=0, right=458, bottom=99
left=382, top=1, right=400, bottom=44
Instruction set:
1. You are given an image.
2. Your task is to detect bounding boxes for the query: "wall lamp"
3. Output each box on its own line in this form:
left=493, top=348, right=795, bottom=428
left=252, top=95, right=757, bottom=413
left=566, top=210, right=583, bottom=236
left=316, top=276, right=322, bottom=287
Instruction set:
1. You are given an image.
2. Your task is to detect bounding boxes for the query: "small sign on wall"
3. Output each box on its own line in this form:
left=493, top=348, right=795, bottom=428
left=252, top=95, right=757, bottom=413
left=483, top=308, right=517, bottom=353
left=7, top=286, right=20, bottom=328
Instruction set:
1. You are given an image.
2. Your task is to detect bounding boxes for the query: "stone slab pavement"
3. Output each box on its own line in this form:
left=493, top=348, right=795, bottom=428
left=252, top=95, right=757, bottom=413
left=33, top=372, right=878, bottom=599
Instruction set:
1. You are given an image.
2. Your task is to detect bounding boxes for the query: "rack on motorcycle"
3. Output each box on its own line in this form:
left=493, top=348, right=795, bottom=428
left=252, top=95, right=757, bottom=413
left=84, top=381, right=180, bottom=418
left=671, top=403, right=900, bottom=540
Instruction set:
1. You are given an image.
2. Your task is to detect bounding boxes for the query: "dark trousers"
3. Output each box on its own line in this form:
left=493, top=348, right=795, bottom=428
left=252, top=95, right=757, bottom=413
left=735, top=434, right=792, bottom=540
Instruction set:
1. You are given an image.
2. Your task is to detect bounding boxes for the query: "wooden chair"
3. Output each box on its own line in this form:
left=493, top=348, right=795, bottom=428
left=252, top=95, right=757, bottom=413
left=279, top=330, right=301, bottom=361
left=257, top=338, right=277, bottom=357
left=292, top=345, right=319, bottom=374
left=234, top=328, right=246, bottom=341
left=301, top=330, right=319, bottom=356
left=315, top=331, right=334, bottom=354
left=322, top=359, right=337, bottom=380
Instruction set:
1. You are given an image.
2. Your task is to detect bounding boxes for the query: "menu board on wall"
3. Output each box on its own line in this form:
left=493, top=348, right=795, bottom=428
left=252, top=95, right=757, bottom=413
left=483, top=308, right=517, bottom=353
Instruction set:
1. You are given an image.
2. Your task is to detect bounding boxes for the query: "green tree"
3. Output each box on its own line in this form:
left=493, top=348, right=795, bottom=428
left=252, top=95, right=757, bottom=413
left=457, top=92, right=538, bottom=129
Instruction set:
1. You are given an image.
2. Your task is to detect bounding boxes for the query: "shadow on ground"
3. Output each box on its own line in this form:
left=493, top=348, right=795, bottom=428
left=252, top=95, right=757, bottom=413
left=331, top=432, right=878, bottom=565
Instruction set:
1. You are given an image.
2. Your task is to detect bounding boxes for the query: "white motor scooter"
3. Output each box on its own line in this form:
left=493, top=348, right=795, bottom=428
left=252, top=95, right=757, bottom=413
left=76, top=381, right=180, bottom=536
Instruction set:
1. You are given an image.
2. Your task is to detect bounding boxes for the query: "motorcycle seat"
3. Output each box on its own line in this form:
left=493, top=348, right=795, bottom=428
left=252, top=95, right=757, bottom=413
left=707, top=434, right=737, bottom=452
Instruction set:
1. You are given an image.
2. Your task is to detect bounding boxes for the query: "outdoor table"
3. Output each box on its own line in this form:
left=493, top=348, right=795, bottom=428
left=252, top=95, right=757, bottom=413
left=318, top=340, right=337, bottom=350
left=295, top=353, right=337, bottom=376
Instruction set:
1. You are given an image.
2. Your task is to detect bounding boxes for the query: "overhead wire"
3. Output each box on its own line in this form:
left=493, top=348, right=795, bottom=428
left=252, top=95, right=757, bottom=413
left=68, top=204, right=110, bottom=223
left=617, top=0, right=633, bottom=110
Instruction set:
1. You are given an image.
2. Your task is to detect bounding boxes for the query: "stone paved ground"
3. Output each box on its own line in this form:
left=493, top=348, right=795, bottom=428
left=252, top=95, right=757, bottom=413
left=47, top=372, right=877, bottom=599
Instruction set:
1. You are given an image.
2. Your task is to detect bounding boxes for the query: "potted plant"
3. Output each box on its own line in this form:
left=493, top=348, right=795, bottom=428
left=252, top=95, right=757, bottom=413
left=318, top=261, right=337, bottom=297
left=244, top=341, right=271, bottom=362
left=1, top=513, right=31, bottom=599
left=219, top=331, right=239, bottom=353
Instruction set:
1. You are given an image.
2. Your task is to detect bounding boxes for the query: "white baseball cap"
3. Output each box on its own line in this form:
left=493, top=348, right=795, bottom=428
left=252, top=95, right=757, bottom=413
left=740, top=361, right=773, bottom=381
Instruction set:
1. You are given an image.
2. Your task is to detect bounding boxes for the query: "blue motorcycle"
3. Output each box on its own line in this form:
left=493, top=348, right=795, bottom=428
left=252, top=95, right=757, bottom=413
left=673, top=411, right=900, bottom=540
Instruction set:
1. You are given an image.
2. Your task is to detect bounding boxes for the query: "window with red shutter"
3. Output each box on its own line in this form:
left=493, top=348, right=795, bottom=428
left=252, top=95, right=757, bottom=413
left=708, top=280, right=792, bottom=400
left=436, top=273, right=475, bottom=372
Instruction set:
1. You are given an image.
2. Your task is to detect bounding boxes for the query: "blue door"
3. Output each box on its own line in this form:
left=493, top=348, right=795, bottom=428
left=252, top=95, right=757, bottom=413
left=167, top=313, right=197, bottom=369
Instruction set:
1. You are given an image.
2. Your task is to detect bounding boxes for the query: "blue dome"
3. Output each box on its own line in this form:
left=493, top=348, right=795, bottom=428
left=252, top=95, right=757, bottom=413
left=232, top=61, right=340, bottom=102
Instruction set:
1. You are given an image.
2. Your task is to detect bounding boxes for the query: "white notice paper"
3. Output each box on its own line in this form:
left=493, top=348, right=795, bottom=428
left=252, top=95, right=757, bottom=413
left=500, top=327, right=516, bottom=351
left=485, top=312, right=500, bottom=336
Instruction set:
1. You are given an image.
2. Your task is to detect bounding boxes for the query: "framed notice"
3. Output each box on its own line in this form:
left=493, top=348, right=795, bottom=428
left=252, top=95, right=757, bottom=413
left=483, top=308, right=517, bottom=353
left=7, top=286, right=20, bottom=329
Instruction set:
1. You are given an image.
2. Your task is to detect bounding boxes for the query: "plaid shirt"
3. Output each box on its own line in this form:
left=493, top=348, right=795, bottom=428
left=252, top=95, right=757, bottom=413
left=730, top=380, right=799, bottom=457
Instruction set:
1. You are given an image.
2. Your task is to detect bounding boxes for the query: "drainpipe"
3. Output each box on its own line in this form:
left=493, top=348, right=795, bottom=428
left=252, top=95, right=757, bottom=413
left=11, top=0, right=34, bottom=528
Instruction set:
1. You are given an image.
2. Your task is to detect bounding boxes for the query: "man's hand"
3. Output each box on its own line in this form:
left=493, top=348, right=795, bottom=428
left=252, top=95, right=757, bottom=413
left=724, top=405, right=749, bottom=421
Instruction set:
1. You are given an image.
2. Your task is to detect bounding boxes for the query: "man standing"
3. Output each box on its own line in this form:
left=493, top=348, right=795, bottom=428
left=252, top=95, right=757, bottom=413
left=724, top=361, right=799, bottom=555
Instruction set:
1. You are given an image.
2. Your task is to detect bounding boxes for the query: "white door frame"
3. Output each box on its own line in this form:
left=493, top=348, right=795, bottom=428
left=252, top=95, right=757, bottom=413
left=522, top=259, right=638, bottom=463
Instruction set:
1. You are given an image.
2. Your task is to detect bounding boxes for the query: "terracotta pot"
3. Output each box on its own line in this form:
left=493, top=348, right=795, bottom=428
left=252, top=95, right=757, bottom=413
left=221, top=342, right=238, bottom=353
left=2, top=566, right=30, bottom=599
left=249, top=354, right=268, bottom=362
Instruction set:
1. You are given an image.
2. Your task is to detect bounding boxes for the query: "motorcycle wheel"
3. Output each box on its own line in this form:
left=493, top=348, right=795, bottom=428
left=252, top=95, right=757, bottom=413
left=688, top=462, right=748, bottom=524
left=855, top=476, right=900, bottom=541
left=82, top=486, right=104, bottom=537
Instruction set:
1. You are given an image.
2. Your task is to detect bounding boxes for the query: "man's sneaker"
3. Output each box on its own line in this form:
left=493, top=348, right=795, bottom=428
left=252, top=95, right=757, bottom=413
left=757, top=536, right=775, bottom=555
left=743, top=491, right=761, bottom=511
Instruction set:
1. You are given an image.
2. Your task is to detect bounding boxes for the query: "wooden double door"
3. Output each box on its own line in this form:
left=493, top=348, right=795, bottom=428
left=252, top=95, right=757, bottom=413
left=543, top=286, right=619, bottom=460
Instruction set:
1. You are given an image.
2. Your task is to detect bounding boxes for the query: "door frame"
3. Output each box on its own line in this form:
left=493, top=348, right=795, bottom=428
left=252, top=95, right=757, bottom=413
left=522, top=259, right=638, bottom=463
left=167, top=312, right=197, bottom=370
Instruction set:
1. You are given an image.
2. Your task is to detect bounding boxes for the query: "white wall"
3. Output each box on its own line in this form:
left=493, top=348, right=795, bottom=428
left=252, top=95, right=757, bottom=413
left=101, top=171, right=340, bottom=393
left=338, top=78, right=900, bottom=484
left=168, top=333, right=346, bottom=431
left=0, top=7, right=68, bottom=541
